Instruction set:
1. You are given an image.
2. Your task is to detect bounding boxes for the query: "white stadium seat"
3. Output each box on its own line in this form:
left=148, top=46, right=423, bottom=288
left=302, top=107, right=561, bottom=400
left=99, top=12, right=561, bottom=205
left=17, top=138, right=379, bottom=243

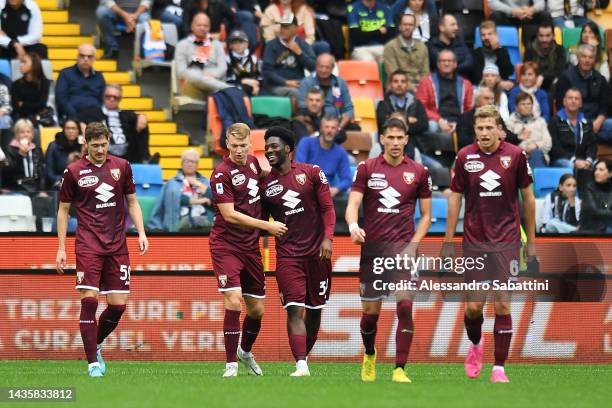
left=0, top=195, right=37, bottom=232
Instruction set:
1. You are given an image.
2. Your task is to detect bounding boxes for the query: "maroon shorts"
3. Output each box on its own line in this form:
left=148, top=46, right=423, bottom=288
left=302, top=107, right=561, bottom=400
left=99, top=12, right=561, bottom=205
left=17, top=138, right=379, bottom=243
left=211, top=250, right=265, bottom=298
left=463, top=248, right=521, bottom=283
left=276, top=258, right=332, bottom=309
left=75, top=252, right=131, bottom=294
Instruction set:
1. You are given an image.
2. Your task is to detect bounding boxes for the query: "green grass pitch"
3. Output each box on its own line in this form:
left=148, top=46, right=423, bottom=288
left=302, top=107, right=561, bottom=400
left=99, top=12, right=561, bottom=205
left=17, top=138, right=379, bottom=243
left=1, top=361, right=610, bottom=408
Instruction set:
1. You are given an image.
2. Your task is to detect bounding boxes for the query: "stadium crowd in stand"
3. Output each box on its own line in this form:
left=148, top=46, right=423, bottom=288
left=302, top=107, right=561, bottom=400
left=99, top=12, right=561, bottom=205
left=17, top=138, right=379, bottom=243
left=1, top=0, right=612, bottom=234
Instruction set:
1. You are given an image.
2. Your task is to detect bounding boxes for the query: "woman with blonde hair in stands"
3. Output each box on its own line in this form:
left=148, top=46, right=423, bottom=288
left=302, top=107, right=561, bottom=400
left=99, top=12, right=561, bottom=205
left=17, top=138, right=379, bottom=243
left=2, top=118, right=46, bottom=196
left=260, top=0, right=330, bottom=54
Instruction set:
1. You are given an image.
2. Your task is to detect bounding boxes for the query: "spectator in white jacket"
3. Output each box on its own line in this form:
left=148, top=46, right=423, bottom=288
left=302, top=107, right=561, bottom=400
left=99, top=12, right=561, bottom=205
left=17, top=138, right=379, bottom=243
left=506, top=91, right=552, bottom=168
left=0, top=0, right=46, bottom=59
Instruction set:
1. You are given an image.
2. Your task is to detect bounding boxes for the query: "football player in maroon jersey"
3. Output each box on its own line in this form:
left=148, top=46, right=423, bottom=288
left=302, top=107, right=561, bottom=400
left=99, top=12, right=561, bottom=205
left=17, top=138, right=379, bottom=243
left=56, top=122, right=148, bottom=377
left=444, top=105, right=537, bottom=383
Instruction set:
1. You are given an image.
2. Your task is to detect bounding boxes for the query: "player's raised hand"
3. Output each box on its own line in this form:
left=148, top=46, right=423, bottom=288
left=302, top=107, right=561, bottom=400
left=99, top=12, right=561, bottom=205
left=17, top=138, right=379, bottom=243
left=268, top=221, right=288, bottom=237
left=138, top=234, right=149, bottom=255
left=320, top=238, right=333, bottom=260
left=350, top=227, right=366, bottom=244
left=56, top=249, right=66, bottom=274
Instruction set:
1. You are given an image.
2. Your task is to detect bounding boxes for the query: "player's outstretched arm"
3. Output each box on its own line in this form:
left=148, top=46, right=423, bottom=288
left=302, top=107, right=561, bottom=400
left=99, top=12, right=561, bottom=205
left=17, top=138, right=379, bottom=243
left=520, top=185, right=537, bottom=258
left=217, top=202, right=287, bottom=237
left=126, top=194, right=149, bottom=255
left=345, top=191, right=366, bottom=244
left=56, top=201, right=71, bottom=274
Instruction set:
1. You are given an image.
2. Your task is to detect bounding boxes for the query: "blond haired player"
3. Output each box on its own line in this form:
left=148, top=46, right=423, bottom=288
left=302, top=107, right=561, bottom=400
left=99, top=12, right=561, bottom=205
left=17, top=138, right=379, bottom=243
left=210, top=123, right=288, bottom=377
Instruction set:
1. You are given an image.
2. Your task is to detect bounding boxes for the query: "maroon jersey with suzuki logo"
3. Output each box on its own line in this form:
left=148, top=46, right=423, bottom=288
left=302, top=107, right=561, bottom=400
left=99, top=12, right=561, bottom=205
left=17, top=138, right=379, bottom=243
left=351, top=154, right=432, bottom=245
left=59, top=155, right=135, bottom=255
left=210, top=155, right=263, bottom=253
left=450, top=140, right=533, bottom=247
left=260, top=162, right=335, bottom=259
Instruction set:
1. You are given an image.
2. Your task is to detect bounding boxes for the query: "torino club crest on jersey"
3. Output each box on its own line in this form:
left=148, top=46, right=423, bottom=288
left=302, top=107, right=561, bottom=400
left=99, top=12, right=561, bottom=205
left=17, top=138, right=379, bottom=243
left=110, top=168, right=121, bottom=181
left=500, top=156, right=512, bottom=169
left=295, top=173, right=306, bottom=185
left=403, top=172, right=415, bottom=185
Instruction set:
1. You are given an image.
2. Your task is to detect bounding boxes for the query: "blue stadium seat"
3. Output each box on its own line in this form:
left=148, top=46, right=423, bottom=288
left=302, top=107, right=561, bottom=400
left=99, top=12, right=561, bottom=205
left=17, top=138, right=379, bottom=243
left=533, top=168, right=573, bottom=198
left=131, top=164, right=164, bottom=198
left=474, top=26, right=521, bottom=79
left=414, top=198, right=448, bottom=233
left=0, top=59, right=10, bottom=79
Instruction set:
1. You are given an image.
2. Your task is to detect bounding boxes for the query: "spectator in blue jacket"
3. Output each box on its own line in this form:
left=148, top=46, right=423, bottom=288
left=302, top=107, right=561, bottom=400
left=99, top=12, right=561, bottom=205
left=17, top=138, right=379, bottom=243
left=147, top=149, right=213, bottom=231
left=262, top=13, right=316, bottom=99
left=294, top=115, right=353, bottom=197
left=298, top=53, right=354, bottom=131
left=55, top=44, right=106, bottom=120
left=45, top=118, right=83, bottom=189
left=507, top=61, right=551, bottom=121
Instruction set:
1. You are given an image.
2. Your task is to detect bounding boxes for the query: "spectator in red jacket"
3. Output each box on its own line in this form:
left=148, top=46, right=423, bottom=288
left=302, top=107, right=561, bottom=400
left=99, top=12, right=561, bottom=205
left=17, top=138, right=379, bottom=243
left=416, top=48, right=473, bottom=136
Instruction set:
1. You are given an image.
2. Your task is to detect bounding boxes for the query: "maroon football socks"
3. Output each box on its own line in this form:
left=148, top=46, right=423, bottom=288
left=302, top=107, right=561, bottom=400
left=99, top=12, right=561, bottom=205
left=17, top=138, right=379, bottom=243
left=464, top=313, right=484, bottom=345
left=360, top=313, right=379, bottom=355
left=224, top=309, right=241, bottom=362
left=494, top=314, right=513, bottom=366
left=97, top=304, right=126, bottom=345
left=240, top=315, right=261, bottom=353
left=395, top=300, right=414, bottom=369
left=79, top=297, right=99, bottom=363
left=288, top=334, right=307, bottom=361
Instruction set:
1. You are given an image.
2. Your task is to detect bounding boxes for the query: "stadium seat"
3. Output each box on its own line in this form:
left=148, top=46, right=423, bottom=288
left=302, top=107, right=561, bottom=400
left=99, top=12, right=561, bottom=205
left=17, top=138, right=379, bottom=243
left=51, top=216, right=78, bottom=233
left=131, top=164, right=164, bottom=198
left=0, top=194, right=36, bottom=232
left=597, top=143, right=612, bottom=160
left=138, top=196, right=157, bottom=226
left=249, top=129, right=266, bottom=155
left=208, top=95, right=252, bottom=156
left=342, top=131, right=372, bottom=163
left=532, top=167, right=573, bottom=198
left=250, top=96, right=292, bottom=119
left=39, top=127, right=60, bottom=154
left=133, top=22, right=178, bottom=77
left=535, top=198, right=546, bottom=231
left=0, top=59, right=10, bottom=78
left=588, top=3, right=612, bottom=28
left=352, top=97, right=377, bottom=133
left=562, top=27, right=605, bottom=51
left=337, top=60, right=384, bottom=100
left=170, top=60, right=206, bottom=113
left=474, top=26, right=520, bottom=79
left=379, top=60, right=387, bottom=88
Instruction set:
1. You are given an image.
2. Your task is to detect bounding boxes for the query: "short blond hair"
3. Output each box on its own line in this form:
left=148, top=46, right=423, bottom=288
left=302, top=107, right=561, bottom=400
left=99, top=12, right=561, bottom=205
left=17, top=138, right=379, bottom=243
left=13, top=118, right=35, bottom=135
left=480, top=20, right=496, bottom=32
left=226, top=122, right=251, bottom=141
left=474, top=105, right=503, bottom=126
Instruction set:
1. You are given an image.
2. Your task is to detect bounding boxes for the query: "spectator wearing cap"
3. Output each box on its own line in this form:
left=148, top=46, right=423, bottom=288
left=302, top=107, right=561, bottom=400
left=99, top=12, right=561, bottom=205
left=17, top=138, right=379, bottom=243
left=0, top=0, right=47, bottom=59
left=298, top=53, right=354, bottom=132
left=225, top=29, right=262, bottom=96
left=261, top=0, right=330, bottom=55
left=477, top=65, right=510, bottom=122
left=295, top=114, right=352, bottom=198
left=472, top=20, right=514, bottom=88
left=382, top=12, right=429, bottom=93
left=262, top=13, right=316, bottom=99
left=347, top=0, right=396, bottom=62
left=175, top=12, right=229, bottom=99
